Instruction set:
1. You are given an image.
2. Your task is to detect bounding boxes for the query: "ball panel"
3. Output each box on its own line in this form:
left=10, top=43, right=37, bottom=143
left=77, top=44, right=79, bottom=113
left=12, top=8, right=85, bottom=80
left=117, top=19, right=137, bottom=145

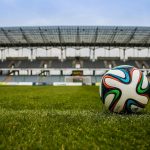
left=105, top=77, right=124, bottom=89
left=141, top=75, right=148, bottom=89
left=105, top=69, right=125, bottom=78
left=137, top=73, right=149, bottom=94
left=105, top=94, right=115, bottom=109
left=106, top=68, right=130, bottom=84
left=124, top=99, right=145, bottom=113
left=104, top=89, right=121, bottom=112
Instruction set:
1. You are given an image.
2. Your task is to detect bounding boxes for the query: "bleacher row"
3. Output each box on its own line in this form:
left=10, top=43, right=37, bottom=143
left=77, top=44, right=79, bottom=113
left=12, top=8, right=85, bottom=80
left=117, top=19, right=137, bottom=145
left=0, top=59, right=149, bottom=69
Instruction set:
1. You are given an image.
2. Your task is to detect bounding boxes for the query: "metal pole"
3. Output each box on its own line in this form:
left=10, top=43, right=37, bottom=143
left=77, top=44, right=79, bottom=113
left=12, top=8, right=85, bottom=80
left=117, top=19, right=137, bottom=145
left=22, top=47, right=23, bottom=56
left=93, top=48, right=95, bottom=62
left=61, top=48, right=64, bottom=62
left=31, top=48, right=33, bottom=61
left=2, top=49, right=4, bottom=62
left=123, top=48, right=126, bottom=62
left=64, top=47, right=66, bottom=59
left=119, top=48, right=122, bottom=59
left=90, top=48, right=92, bottom=60
left=108, top=47, right=110, bottom=57
left=104, top=47, right=107, bottom=57
left=7, top=48, right=9, bottom=56
left=46, top=47, right=48, bottom=56
left=1, top=49, right=3, bottom=62
left=17, top=48, right=19, bottom=57
left=138, top=48, right=141, bottom=57
left=50, top=48, right=52, bottom=57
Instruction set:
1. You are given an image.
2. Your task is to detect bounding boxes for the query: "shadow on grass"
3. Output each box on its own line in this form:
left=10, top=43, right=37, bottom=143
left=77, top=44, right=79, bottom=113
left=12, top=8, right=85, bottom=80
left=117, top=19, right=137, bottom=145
left=98, top=105, right=150, bottom=117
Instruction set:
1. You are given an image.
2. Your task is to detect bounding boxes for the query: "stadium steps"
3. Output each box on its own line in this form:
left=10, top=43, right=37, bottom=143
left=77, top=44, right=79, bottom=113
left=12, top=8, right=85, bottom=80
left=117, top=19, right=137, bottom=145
left=8, top=61, right=15, bottom=68
left=104, top=60, right=109, bottom=68
left=112, top=61, right=117, bottom=67
left=135, top=61, right=141, bottom=68
left=142, top=61, right=149, bottom=69
left=39, top=61, right=44, bottom=68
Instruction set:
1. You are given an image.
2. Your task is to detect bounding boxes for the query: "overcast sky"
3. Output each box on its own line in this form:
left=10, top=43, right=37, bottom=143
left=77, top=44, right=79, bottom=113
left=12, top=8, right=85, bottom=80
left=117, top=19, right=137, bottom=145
left=0, top=0, right=150, bottom=27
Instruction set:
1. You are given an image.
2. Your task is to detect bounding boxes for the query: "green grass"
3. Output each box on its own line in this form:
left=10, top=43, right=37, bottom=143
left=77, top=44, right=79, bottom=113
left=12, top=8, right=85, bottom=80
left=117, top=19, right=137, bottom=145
left=0, top=86, right=150, bottom=150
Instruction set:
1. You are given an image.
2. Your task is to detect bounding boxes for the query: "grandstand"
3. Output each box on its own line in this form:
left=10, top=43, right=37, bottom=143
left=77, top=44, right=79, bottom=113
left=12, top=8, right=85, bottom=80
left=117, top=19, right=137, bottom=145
left=0, top=26, right=150, bottom=85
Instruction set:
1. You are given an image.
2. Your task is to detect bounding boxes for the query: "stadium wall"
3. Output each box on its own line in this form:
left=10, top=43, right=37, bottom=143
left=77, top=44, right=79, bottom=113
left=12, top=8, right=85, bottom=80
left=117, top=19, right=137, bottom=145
left=0, top=75, right=102, bottom=85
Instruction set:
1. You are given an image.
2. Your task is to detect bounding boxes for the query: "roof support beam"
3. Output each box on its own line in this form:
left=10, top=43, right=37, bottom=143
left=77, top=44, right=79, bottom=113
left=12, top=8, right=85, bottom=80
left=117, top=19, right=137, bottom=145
left=76, top=27, right=81, bottom=44
left=108, top=27, right=118, bottom=44
left=125, top=27, right=138, bottom=46
left=39, top=27, right=49, bottom=44
left=58, top=27, right=64, bottom=44
left=20, top=28, right=31, bottom=45
left=1, top=28, right=15, bottom=44
left=92, top=27, right=98, bottom=45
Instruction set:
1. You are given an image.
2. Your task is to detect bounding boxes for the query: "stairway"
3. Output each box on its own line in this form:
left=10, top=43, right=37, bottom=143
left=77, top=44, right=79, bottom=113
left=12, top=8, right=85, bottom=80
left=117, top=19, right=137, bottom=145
left=8, top=61, right=14, bottom=68
left=104, top=60, right=109, bottom=68
left=40, top=60, right=45, bottom=68
left=112, top=60, right=117, bottom=67
left=142, top=61, right=149, bottom=69
left=135, top=61, right=141, bottom=68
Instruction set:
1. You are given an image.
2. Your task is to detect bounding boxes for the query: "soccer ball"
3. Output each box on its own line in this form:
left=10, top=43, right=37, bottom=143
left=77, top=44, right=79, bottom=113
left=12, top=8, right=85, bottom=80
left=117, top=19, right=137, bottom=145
left=100, top=65, right=150, bottom=113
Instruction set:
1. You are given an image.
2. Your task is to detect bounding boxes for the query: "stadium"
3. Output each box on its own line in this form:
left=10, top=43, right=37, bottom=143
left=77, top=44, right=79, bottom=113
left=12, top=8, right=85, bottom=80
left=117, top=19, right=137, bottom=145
left=0, top=26, right=150, bottom=85
left=0, top=25, right=150, bottom=149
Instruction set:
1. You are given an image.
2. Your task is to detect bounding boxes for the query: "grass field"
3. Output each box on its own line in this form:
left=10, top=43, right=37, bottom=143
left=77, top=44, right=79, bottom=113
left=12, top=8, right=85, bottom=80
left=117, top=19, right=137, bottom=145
left=0, top=86, right=150, bottom=150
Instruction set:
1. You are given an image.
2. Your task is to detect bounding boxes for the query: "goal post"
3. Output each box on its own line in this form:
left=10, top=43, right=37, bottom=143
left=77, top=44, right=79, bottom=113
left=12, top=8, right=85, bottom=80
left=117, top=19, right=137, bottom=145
left=65, top=76, right=92, bottom=85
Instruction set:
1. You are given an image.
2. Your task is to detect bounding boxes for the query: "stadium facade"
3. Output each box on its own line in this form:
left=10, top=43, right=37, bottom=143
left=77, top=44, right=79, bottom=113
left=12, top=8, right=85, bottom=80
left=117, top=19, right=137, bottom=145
left=0, top=26, right=150, bottom=85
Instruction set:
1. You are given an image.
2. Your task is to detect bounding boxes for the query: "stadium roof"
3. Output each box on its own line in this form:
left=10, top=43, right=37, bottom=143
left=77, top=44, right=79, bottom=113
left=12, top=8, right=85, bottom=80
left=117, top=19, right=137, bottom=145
left=0, top=26, right=150, bottom=48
